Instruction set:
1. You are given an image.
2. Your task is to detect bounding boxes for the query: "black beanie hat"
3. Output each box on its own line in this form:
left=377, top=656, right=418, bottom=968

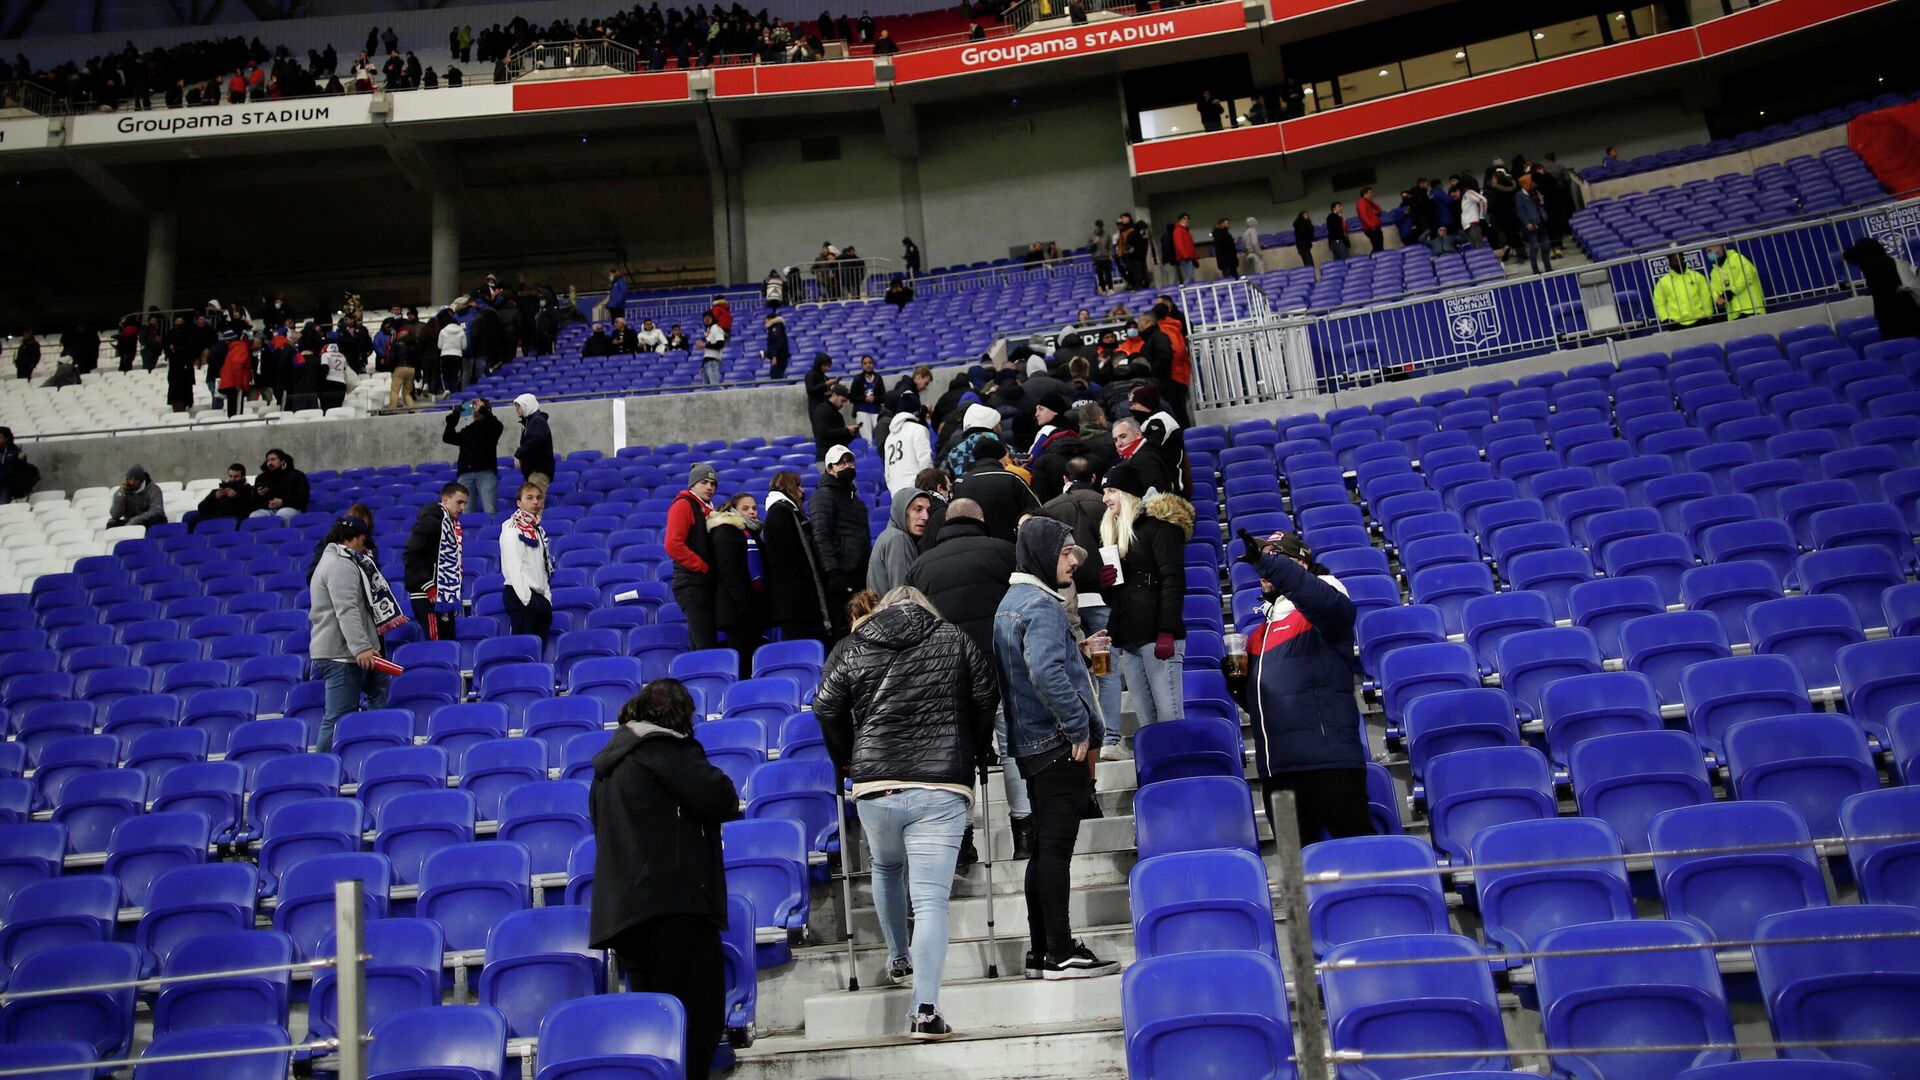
left=1103, top=460, right=1149, bottom=499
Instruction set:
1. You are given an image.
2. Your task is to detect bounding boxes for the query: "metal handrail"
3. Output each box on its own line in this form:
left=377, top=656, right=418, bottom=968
left=506, top=37, right=638, bottom=80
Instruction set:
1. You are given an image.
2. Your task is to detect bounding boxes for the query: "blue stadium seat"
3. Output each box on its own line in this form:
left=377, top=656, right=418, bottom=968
left=1799, top=547, right=1905, bottom=629
left=1569, top=577, right=1665, bottom=661
left=357, top=745, right=450, bottom=828
left=560, top=730, right=612, bottom=782
left=1357, top=605, right=1445, bottom=683
left=536, top=993, right=688, bottom=1080
left=1752, top=904, right=1920, bottom=1080
left=367, top=1005, right=508, bottom=1080
left=669, top=648, right=741, bottom=710
left=1134, top=775, right=1258, bottom=860
left=1321, top=935, right=1508, bottom=1077
left=331, top=710, right=414, bottom=783
left=1539, top=671, right=1664, bottom=768
left=1494, top=627, right=1602, bottom=722
left=1134, top=717, right=1244, bottom=789
left=1535, top=919, right=1736, bottom=1080
left=1461, top=592, right=1554, bottom=675
left=225, top=719, right=304, bottom=790
left=1130, top=848, right=1278, bottom=961
left=498, top=780, right=592, bottom=875
left=1410, top=563, right=1494, bottom=636
left=722, top=818, right=810, bottom=944
left=101, top=695, right=179, bottom=757
left=1676, top=1059, right=1889, bottom=1078
left=0, top=1040, right=93, bottom=1079
left=480, top=662, right=557, bottom=724
left=1505, top=548, right=1596, bottom=622
left=753, top=639, right=827, bottom=685
left=1746, top=596, right=1864, bottom=690
left=565, top=837, right=595, bottom=910
left=124, top=727, right=205, bottom=791
left=105, top=811, right=210, bottom=908
left=136, top=1023, right=290, bottom=1080
left=425, top=703, right=511, bottom=773
left=567, top=657, right=646, bottom=719
left=418, top=841, right=533, bottom=953
left=1569, top=730, right=1714, bottom=854
left=386, top=671, right=461, bottom=737
left=151, top=761, right=246, bottom=844
left=375, top=789, right=478, bottom=887
left=1620, top=610, right=1732, bottom=706
left=0, top=942, right=143, bottom=1060
left=477, top=905, right=603, bottom=1038
left=472, top=634, right=544, bottom=685
left=1837, top=637, right=1920, bottom=747
left=1650, top=801, right=1827, bottom=940
left=272, top=852, right=392, bottom=960
left=1725, top=713, right=1878, bottom=838
left=1779, top=480, right=1858, bottom=548
left=50, top=769, right=146, bottom=855
left=1424, top=745, right=1556, bottom=862
left=134, top=863, right=257, bottom=973
left=459, top=739, right=548, bottom=820
left=0, top=822, right=68, bottom=909
left=1123, top=951, right=1297, bottom=1080
left=1841, top=787, right=1920, bottom=907
left=1473, top=818, right=1633, bottom=956
left=1812, top=504, right=1919, bottom=572
left=1680, top=561, right=1783, bottom=646
left=307, top=917, right=443, bottom=1046
left=151, top=929, right=292, bottom=1035
left=1403, top=689, right=1520, bottom=779
left=1379, top=643, right=1479, bottom=731
left=0, top=875, right=119, bottom=981
left=1303, top=835, right=1447, bottom=957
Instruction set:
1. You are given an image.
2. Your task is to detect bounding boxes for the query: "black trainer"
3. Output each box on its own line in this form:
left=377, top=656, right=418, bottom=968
left=1022, top=950, right=1044, bottom=979
left=908, top=1004, right=953, bottom=1041
left=1041, top=941, right=1119, bottom=981
left=1010, top=815, right=1033, bottom=859
left=955, top=825, right=978, bottom=873
left=885, top=956, right=912, bottom=986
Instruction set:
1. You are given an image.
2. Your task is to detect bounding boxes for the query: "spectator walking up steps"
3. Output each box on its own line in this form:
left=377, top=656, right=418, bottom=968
left=1357, top=186, right=1384, bottom=253
left=882, top=390, right=933, bottom=494
left=708, top=491, right=764, bottom=672
left=1211, top=217, right=1238, bottom=278
left=106, top=465, right=167, bottom=528
left=589, top=678, right=741, bottom=1080
left=812, top=383, right=859, bottom=462
left=1170, top=213, right=1199, bottom=284
left=666, top=463, right=721, bottom=650
left=444, top=397, right=503, bottom=514
left=1231, top=530, right=1371, bottom=843
left=994, top=516, right=1118, bottom=981
left=402, top=481, right=467, bottom=642
left=868, top=488, right=932, bottom=596
left=512, top=393, right=555, bottom=488
left=500, top=481, right=554, bottom=641
left=814, top=586, right=998, bottom=1041
left=436, top=314, right=467, bottom=395
left=1515, top=173, right=1552, bottom=274
left=310, top=514, right=405, bottom=753
left=1708, top=243, right=1766, bottom=320
left=761, top=470, right=833, bottom=642
left=1099, top=461, right=1190, bottom=733
left=812, top=444, right=871, bottom=639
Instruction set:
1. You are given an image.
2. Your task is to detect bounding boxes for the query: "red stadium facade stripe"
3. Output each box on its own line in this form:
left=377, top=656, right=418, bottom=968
left=511, top=71, right=692, bottom=111
left=890, top=0, right=1245, bottom=83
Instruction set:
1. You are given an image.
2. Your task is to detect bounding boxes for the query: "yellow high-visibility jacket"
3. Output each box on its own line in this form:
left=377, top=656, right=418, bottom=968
left=1710, top=250, right=1766, bottom=319
left=1653, top=268, right=1713, bottom=326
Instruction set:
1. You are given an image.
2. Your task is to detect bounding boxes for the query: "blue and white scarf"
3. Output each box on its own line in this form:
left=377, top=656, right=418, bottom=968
left=340, top=544, right=409, bottom=635
left=433, top=508, right=463, bottom=614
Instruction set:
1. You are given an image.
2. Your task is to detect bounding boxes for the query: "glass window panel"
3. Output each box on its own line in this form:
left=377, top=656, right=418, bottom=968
left=1533, top=16, right=1604, bottom=59
left=1402, top=47, right=1468, bottom=90
left=1467, top=32, right=1533, bottom=75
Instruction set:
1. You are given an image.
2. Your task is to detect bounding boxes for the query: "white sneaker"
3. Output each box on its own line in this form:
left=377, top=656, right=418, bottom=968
left=1100, top=743, right=1132, bottom=761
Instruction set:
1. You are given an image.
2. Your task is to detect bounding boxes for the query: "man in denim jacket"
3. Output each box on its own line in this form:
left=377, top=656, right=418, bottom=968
left=993, top=516, right=1119, bottom=980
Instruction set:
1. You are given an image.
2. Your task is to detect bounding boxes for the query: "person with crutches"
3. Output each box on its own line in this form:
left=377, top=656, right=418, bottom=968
left=814, top=586, right=999, bottom=1040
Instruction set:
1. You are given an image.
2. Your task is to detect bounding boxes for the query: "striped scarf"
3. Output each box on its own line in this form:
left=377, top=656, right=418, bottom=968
left=340, top=545, right=409, bottom=635
left=507, top=507, right=554, bottom=580
left=433, top=508, right=463, bottom=614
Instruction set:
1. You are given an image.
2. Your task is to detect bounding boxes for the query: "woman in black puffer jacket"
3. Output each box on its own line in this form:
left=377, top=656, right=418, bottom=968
left=812, top=587, right=998, bottom=1038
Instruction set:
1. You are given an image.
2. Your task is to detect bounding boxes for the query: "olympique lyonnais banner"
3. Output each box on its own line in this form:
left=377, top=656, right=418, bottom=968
left=67, top=95, right=376, bottom=146
left=891, top=0, right=1245, bottom=83
left=0, top=116, right=51, bottom=151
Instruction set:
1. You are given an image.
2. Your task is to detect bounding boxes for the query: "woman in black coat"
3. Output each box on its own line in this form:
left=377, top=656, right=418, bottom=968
left=1293, top=212, right=1316, bottom=271
left=708, top=492, right=765, bottom=673
left=1844, top=238, right=1920, bottom=341
left=1098, top=460, right=1194, bottom=729
left=588, top=679, right=741, bottom=1080
left=759, top=471, right=831, bottom=641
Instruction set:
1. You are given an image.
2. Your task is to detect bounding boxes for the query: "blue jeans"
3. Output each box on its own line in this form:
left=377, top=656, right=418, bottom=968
left=1526, top=229, right=1552, bottom=274
left=248, top=506, right=298, bottom=520
left=1083, top=605, right=1124, bottom=745
left=993, top=708, right=1031, bottom=819
left=314, top=658, right=391, bottom=753
left=1117, top=639, right=1185, bottom=727
left=855, top=788, right=969, bottom=1010
left=701, top=358, right=722, bottom=387
left=459, top=470, right=499, bottom=515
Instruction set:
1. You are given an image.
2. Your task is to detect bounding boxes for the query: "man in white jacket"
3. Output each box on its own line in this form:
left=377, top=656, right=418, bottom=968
left=436, top=315, right=467, bottom=395
left=883, top=390, right=934, bottom=494
left=635, top=318, right=667, bottom=353
left=499, top=481, right=553, bottom=640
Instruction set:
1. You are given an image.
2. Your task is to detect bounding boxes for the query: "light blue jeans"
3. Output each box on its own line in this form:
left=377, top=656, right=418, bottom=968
left=993, top=708, right=1031, bottom=818
left=314, top=658, right=391, bottom=753
left=458, top=470, right=499, bottom=515
left=702, top=358, right=722, bottom=386
left=855, top=788, right=969, bottom=1010
left=1082, top=605, right=1124, bottom=745
left=1117, top=639, right=1185, bottom=727
left=248, top=506, right=298, bottom=520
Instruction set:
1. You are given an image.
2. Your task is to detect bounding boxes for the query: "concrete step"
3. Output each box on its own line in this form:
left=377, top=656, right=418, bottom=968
left=849, top=879, right=1133, bottom=944
left=756, top=924, right=1137, bottom=1033
left=802, top=968, right=1125, bottom=1040
left=731, top=1021, right=1126, bottom=1078
left=852, top=847, right=1138, bottom=905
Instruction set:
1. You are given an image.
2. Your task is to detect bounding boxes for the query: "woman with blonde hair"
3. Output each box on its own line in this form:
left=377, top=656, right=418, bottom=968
left=1097, top=459, right=1192, bottom=731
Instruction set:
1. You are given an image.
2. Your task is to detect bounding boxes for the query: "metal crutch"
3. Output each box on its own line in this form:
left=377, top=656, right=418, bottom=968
left=836, top=778, right=860, bottom=991
left=978, top=762, right=999, bottom=980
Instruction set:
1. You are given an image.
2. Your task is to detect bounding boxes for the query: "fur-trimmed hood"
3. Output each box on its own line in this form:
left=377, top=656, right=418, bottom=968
left=1142, top=492, right=1195, bottom=540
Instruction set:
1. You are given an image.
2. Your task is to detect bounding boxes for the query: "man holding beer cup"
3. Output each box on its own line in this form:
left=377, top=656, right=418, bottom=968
left=1229, top=529, right=1373, bottom=844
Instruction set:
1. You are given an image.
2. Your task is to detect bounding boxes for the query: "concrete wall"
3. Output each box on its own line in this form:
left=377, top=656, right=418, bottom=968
left=741, top=131, right=907, bottom=284
left=1585, top=126, right=1851, bottom=202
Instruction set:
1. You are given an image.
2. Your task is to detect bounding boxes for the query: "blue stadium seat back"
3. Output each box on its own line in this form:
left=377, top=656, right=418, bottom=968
left=248, top=752, right=345, bottom=841
left=1679, top=561, right=1784, bottom=646
left=1493, top=626, right=1603, bottom=722
left=366, top=1005, right=509, bottom=1080
left=1472, top=817, right=1633, bottom=955
left=1365, top=763, right=1403, bottom=838
left=1603, top=532, right=1697, bottom=607
left=136, top=1023, right=291, bottom=1080
left=552, top=629, right=624, bottom=685
left=523, top=696, right=607, bottom=769
left=1841, top=787, right=1920, bottom=907
left=1725, top=712, right=1878, bottom=838
left=134, top=862, right=258, bottom=974
left=479, top=662, right=558, bottom=724
left=778, top=712, right=827, bottom=762
left=722, top=818, right=810, bottom=934
left=0, top=822, right=70, bottom=911
left=1885, top=582, right=1920, bottom=638
left=460, top=738, right=550, bottom=820
left=477, top=905, right=603, bottom=1038
left=49, top=768, right=146, bottom=856
left=1778, top=480, right=1859, bottom=549
left=566, top=837, right=596, bottom=910
left=105, top=810, right=211, bottom=908
left=1356, top=605, right=1446, bottom=683
left=1568, top=577, right=1666, bottom=661
left=498, top=780, right=593, bottom=876
left=357, top=745, right=451, bottom=828
left=152, top=929, right=293, bottom=1036
left=1535, top=919, right=1736, bottom=1080
left=425, top=702, right=512, bottom=773
left=1798, top=546, right=1905, bottom=630
left=630, top=624, right=693, bottom=682
left=0, top=874, right=120, bottom=979
left=753, top=639, right=827, bottom=684
left=1424, top=745, right=1556, bottom=863
left=418, top=841, right=534, bottom=953
left=224, top=718, right=305, bottom=789
left=1135, top=775, right=1259, bottom=861
left=1539, top=671, right=1664, bottom=769
left=1619, top=611, right=1732, bottom=706
left=31, top=734, right=119, bottom=811
left=1409, top=562, right=1494, bottom=636
left=2, top=1039, right=98, bottom=1080
left=1402, top=689, right=1520, bottom=779
left=272, top=851, right=393, bottom=960
left=307, top=917, right=444, bottom=1044
left=1751, top=904, right=1920, bottom=1080
left=561, top=729, right=614, bottom=782
left=124, top=722, right=213, bottom=790
left=1460, top=591, right=1555, bottom=675
left=1123, top=951, right=1297, bottom=1080
left=1746, top=596, right=1864, bottom=692
left=1649, top=801, right=1827, bottom=941
left=332, top=710, right=415, bottom=783
left=668, top=648, right=741, bottom=709
left=1568, top=728, right=1713, bottom=855
left=1129, top=848, right=1278, bottom=961
left=472, top=634, right=544, bottom=686
left=1506, top=547, right=1596, bottom=622
left=1837, top=637, right=1920, bottom=746
left=1320, top=934, right=1508, bottom=1078
left=1134, top=717, right=1244, bottom=789
left=151, top=760, right=247, bottom=844
left=1303, top=835, right=1447, bottom=957
left=1675, top=1063, right=1889, bottom=1079
left=386, top=670, right=461, bottom=737
left=0, top=941, right=144, bottom=1059
left=392, top=640, right=461, bottom=677
left=567, top=656, right=646, bottom=719
left=1378, top=642, right=1479, bottom=730
left=375, top=789, right=479, bottom=887
left=538, top=993, right=689, bottom=1080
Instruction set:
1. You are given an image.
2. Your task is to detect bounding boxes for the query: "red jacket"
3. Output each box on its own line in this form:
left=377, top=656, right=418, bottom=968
left=219, top=340, right=252, bottom=391
left=1172, top=224, right=1197, bottom=262
left=1357, top=196, right=1382, bottom=230
left=710, top=300, right=733, bottom=334
left=663, top=488, right=711, bottom=574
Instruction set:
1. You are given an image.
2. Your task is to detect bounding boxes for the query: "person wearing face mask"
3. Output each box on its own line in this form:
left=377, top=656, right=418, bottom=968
left=1230, top=529, right=1370, bottom=844
left=811, top=444, right=871, bottom=639
left=1653, top=252, right=1713, bottom=328
left=1706, top=244, right=1765, bottom=321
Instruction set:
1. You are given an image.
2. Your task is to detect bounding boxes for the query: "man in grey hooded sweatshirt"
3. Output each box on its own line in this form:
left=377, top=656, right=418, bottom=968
left=867, top=488, right=932, bottom=595
left=1242, top=216, right=1264, bottom=274
left=106, top=465, right=167, bottom=528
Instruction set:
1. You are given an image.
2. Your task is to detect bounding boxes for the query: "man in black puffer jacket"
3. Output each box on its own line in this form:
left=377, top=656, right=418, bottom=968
left=810, top=444, right=870, bottom=638
left=950, top=438, right=1040, bottom=544
left=814, top=590, right=998, bottom=1039
left=905, top=499, right=1015, bottom=663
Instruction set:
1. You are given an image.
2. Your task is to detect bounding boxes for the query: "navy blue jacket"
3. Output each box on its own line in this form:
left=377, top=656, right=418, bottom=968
left=1237, top=553, right=1363, bottom=777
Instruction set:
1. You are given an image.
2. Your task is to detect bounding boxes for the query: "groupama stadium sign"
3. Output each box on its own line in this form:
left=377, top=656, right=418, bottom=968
left=66, top=96, right=375, bottom=145
left=891, top=1, right=1245, bottom=82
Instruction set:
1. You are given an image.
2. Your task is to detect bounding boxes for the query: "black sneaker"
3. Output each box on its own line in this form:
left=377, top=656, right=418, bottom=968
left=1010, top=815, right=1032, bottom=859
left=955, top=825, right=978, bottom=873
left=1041, top=941, right=1119, bottom=980
left=885, top=956, right=912, bottom=986
left=908, top=1004, right=953, bottom=1041
left=1023, top=950, right=1044, bottom=979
